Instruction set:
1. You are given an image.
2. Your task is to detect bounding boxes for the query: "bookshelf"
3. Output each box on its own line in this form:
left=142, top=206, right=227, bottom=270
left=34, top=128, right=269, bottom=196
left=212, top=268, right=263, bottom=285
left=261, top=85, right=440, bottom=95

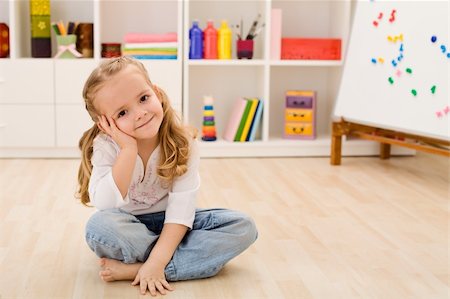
left=184, top=0, right=412, bottom=157
left=0, top=0, right=183, bottom=157
left=0, top=0, right=412, bottom=157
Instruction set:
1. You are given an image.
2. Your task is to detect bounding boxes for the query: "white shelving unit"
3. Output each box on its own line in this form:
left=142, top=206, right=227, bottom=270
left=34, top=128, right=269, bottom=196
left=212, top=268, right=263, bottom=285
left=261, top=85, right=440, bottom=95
left=0, top=0, right=412, bottom=158
left=183, top=0, right=411, bottom=157
left=0, top=0, right=183, bottom=157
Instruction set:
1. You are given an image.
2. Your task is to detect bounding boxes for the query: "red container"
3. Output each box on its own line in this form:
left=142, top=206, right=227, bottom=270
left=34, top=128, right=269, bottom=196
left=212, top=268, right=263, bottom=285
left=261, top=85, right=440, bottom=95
left=281, top=38, right=341, bottom=60
left=0, top=23, right=10, bottom=58
left=237, top=39, right=254, bottom=59
left=203, top=20, right=217, bottom=59
left=101, top=43, right=121, bottom=58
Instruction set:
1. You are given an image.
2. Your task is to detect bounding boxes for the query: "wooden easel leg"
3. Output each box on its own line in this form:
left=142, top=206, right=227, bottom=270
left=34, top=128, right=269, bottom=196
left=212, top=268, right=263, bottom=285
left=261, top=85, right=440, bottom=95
left=380, top=143, right=391, bottom=160
left=331, top=122, right=343, bottom=165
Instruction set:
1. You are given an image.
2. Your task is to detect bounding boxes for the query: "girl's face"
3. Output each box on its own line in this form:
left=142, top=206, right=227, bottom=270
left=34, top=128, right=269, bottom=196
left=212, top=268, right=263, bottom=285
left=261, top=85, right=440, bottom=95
left=94, top=65, right=164, bottom=141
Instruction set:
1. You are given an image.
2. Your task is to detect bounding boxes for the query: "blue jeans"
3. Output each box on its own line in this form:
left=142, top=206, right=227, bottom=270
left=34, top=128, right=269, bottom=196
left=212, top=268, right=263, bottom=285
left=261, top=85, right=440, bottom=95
left=85, top=208, right=258, bottom=281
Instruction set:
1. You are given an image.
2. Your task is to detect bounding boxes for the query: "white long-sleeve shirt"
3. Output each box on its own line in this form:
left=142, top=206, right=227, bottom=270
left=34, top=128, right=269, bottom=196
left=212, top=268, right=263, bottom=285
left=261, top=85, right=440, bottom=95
left=88, top=134, right=200, bottom=229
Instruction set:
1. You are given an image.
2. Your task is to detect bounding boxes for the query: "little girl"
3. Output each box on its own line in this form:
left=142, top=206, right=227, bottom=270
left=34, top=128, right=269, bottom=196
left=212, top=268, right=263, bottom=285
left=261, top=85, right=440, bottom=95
left=76, top=57, right=257, bottom=296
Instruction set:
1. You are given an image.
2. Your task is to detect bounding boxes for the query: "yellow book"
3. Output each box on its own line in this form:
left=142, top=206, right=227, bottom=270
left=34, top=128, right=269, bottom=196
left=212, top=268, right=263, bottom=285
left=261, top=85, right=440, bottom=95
left=240, top=98, right=258, bottom=141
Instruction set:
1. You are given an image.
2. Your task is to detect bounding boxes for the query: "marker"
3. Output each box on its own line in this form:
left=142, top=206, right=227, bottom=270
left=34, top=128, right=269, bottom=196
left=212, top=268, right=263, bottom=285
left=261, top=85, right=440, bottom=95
left=251, top=23, right=265, bottom=39
left=246, top=14, right=261, bottom=40
left=411, top=89, right=417, bottom=96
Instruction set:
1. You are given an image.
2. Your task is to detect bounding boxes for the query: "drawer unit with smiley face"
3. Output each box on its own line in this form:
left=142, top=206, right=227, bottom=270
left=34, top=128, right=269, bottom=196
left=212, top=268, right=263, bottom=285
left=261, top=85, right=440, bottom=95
left=283, top=90, right=316, bottom=140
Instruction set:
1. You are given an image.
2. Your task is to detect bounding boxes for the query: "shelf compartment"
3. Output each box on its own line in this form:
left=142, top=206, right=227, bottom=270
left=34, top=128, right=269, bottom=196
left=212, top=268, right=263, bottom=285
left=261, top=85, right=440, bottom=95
left=272, top=0, right=350, bottom=59
left=269, top=66, right=337, bottom=140
left=100, top=1, right=179, bottom=58
left=0, top=59, right=54, bottom=104
left=13, top=0, right=94, bottom=58
left=188, top=1, right=267, bottom=60
left=187, top=66, right=265, bottom=142
left=0, top=104, right=55, bottom=147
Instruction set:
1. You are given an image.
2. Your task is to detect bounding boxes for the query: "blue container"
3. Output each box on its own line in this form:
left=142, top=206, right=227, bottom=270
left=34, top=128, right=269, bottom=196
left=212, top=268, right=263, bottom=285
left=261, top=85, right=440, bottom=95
left=189, top=20, right=203, bottom=59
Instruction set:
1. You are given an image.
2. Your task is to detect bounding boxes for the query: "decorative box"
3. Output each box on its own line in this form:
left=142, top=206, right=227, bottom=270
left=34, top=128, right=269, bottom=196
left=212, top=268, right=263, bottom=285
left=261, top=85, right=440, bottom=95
left=0, top=23, right=10, bottom=58
left=283, top=90, right=317, bottom=140
left=75, top=23, right=94, bottom=58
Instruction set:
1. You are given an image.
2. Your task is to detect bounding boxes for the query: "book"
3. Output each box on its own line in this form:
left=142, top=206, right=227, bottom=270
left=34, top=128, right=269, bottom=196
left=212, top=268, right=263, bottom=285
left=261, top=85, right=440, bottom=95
left=247, top=100, right=264, bottom=141
left=223, top=98, right=248, bottom=142
left=128, top=55, right=177, bottom=60
left=234, top=99, right=253, bottom=141
left=240, top=98, right=259, bottom=141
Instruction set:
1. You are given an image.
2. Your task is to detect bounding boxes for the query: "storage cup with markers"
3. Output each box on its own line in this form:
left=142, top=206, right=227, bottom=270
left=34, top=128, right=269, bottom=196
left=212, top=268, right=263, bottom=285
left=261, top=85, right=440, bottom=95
left=55, top=34, right=82, bottom=59
left=237, top=39, right=253, bottom=59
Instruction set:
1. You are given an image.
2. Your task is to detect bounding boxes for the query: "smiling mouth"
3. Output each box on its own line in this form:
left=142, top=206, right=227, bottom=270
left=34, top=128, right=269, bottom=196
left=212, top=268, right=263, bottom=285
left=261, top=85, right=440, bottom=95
left=136, top=116, right=153, bottom=129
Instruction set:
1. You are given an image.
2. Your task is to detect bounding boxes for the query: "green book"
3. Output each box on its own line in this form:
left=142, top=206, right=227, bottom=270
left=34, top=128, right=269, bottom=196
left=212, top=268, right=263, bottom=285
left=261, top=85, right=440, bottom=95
left=234, top=99, right=253, bottom=141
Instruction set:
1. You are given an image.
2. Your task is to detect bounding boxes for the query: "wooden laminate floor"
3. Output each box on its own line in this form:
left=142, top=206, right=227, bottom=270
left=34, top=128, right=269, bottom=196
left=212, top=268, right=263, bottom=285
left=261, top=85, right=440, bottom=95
left=0, top=153, right=448, bottom=298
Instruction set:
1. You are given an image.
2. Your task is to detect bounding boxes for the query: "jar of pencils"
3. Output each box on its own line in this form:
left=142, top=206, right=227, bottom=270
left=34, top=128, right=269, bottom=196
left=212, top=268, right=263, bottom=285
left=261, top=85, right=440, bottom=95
left=237, top=39, right=254, bottom=59
left=55, top=34, right=82, bottom=59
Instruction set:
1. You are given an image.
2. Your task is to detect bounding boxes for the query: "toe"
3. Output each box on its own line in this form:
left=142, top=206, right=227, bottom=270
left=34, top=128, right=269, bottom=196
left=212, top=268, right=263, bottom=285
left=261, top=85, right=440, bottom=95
left=102, top=275, right=114, bottom=282
left=99, top=258, right=106, bottom=267
left=100, top=269, right=111, bottom=276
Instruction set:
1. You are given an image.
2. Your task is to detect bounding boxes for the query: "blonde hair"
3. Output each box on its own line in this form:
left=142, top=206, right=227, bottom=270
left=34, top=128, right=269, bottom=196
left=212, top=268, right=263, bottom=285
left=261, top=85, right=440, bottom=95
left=76, top=56, right=196, bottom=206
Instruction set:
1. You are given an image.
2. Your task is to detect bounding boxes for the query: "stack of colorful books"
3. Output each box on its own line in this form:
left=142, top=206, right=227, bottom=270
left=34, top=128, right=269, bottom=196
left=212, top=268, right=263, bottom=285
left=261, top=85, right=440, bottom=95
left=223, top=98, right=263, bottom=142
left=122, top=32, right=177, bottom=59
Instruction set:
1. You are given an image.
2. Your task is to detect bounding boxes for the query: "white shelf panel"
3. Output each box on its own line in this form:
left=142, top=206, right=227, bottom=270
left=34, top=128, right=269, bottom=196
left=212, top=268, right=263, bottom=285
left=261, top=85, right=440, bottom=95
left=188, top=59, right=265, bottom=66
left=198, top=137, right=415, bottom=158
left=270, top=60, right=343, bottom=67
left=0, top=142, right=415, bottom=158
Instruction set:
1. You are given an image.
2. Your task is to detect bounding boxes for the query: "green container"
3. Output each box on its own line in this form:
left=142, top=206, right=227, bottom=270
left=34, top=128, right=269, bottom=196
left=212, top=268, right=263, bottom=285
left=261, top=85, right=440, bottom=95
left=56, top=34, right=79, bottom=58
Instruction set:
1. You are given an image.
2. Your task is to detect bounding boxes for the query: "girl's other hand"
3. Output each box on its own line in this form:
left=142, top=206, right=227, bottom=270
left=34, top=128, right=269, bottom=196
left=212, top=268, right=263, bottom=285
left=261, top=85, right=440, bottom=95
left=131, top=261, right=174, bottom=296
left=97, top=115, right=137, bottom=151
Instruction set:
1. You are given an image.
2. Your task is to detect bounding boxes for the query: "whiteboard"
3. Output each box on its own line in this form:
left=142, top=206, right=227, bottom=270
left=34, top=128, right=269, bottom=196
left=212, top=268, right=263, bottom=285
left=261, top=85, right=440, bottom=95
left=334, top=0, right=449, bottom=140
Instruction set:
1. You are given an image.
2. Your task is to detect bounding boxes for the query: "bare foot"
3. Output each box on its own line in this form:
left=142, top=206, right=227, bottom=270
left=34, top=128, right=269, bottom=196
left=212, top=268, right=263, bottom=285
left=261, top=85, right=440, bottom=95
left=99, top=258, right=142, bottom=282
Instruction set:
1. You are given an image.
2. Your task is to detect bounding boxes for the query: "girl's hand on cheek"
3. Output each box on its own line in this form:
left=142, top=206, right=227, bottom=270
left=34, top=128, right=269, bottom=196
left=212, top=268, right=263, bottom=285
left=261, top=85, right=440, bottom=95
left=97, top=115, right=137, bottom=151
